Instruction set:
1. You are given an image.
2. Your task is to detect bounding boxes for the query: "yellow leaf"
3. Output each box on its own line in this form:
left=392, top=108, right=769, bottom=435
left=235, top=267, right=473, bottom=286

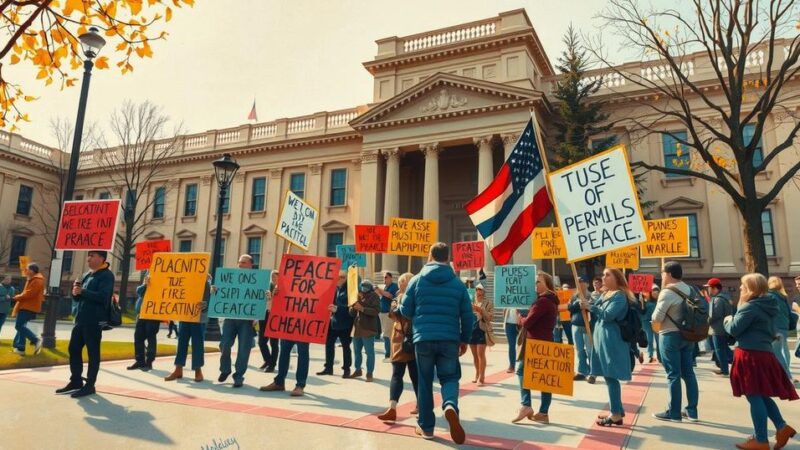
left=94, top=56, right=109, bottom=69
left=127, top=0, right=143, bottom=15
left=23, top=95, right=38, bottom=101
left=10, top=54, right=20, bottom=65
left=63, top=0, right=85, bottom=16
left=36, top=68, right=48, bottom=79
left=116, top=42, right=128, bottom=51
left=66, top=78, right=76, bottom=87
left=166, top=6, right=172, bottom=21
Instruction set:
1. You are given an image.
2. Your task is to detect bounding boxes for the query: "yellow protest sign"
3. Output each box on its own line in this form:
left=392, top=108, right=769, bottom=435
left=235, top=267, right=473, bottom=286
left=139, top=252, right=210, bottom=322
left=606, top=246, right=640, bottom=270
left=19, top=256, right=30, bottom=276
left=522, top=339, right=574, bottom=396
left=347, top=265, right=359, bottom=306
left=640, top=217, right=690, bottom=258
left=387, top=217, right=438, bottom=257
left=532, top=227, right=567, bottom=259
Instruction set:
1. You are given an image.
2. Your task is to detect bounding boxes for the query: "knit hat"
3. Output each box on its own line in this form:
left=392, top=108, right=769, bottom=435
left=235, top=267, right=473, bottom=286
left=359, top=280, right=374, bottom=293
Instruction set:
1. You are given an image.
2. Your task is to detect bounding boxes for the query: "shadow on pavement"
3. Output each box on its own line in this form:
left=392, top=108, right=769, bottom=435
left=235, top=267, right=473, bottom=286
left=76, top=394, right=174, bottom=444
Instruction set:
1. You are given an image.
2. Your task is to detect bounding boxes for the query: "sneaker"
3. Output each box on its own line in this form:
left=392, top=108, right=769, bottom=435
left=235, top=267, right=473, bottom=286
left=573, top=374, right=586, bottom=381
left=70, top=385, right=96, bottom=398
left=12, top=348, right=25, bottom=356
left=414, top=426, right=434, bottom=440
left=444, top=405, right=466, bottom=445
left=34, top=340, right=42, bottom=355
left=218, top=372, right=230, bottom=383
left=382, top=358, right=391, bottom=363
left=55, top=380, right=84, bottom=395
left=681, top=409, right=699, bottom=422
left=652, top=411, right=681, bottom=422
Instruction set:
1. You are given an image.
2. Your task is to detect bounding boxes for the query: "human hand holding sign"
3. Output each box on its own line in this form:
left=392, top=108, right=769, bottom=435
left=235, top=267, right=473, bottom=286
left=72, top=279, right=82, bottom=296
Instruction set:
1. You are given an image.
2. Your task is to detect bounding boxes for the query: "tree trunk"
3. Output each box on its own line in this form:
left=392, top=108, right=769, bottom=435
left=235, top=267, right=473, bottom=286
left=737, top=200, right=769, bottom=276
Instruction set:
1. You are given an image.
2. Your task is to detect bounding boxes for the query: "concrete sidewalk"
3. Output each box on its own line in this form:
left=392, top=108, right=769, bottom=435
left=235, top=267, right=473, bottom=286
left=0, top=339, right=798, bottom=449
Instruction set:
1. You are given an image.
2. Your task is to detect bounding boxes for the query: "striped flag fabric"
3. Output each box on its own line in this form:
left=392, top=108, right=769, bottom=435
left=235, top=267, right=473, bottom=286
left=464, top=118, right=552, bottom=265
left=247, top=100, right=258, bottom=121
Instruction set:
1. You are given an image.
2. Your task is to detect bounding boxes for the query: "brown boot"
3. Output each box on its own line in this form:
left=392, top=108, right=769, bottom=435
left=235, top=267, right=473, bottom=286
left=735, top=438, right=769, bottom=450
left=164, top=366, right=183, bottom=381
left=194, top=368, right=204, bottom=382
left=377, top=408, right=397, bottom=423
left=775, top=425, right=797, bottom=450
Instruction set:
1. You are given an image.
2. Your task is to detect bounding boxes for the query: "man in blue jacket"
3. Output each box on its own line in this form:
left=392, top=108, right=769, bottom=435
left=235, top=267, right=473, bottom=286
left=317, top=270, right=355, bottom=378
left=128, top=271, right=160, bottom=372
left=57, top=250, right=115, bottom=398
left=399, top=242, right=473, bottom=445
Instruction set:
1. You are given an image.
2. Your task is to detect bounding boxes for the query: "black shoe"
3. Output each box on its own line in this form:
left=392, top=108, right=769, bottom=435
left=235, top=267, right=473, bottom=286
left=264, top=366, right=275, bottom=373
left=218, top=372, right=231, bottom=383
left=341, top=371, right=351, bottom=379
left=233, top=380, right=243, bottom=388
left=316, top=369, right=333, bottom=376
left=55, top=380, right=84, bottom=395
left=127, top=362, right=143, bottom=370
left=259, top=362, right=269, bottom=370
left=70, top=385, right=96, bottom=398
left=140, top=364, right=153, bottom=372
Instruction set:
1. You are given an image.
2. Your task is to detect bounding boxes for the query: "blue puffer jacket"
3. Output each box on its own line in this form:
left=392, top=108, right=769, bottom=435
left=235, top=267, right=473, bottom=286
left=398, top=262, right=473, bottom=344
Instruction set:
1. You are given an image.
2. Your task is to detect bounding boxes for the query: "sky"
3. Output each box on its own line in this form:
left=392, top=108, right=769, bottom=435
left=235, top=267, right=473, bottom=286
left=11, top=0, right=616, bottom=148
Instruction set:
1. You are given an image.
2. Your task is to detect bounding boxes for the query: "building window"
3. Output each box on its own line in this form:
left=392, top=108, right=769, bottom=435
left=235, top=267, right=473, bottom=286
left=16, top=185, right=33, bottom=216
left=742, top=124, right=764, bottom=167
left=75, top=195, right=84, bottom=201
left=662, top=131, right=689, bottom=178
left=251, top=177, right=266, bottom=212
left=330, top=169, right=347, bottom=206
left=184, top=184, right=197, bottom=217
left=247, top=237, right=262, bottom=269
left=290, top=173, right=305, bottom=199
left=153, top=187, right=166, bottom=219
left=63, top=251, right=74, bottom=272
left=99, top=191, right=111, bottom=199
left=179, top=239, right=193, bottom=253
left=669, top=213, right=700, bottom=258
left=762, top=210, right=776, bottom=257
left=9, top=235, right=27, bottom=266
left=326, top=232, right=343, bottom=258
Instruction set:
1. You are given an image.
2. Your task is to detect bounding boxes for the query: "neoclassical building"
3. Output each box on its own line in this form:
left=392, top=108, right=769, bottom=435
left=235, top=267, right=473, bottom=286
left=2, top=9, right=799, bottom=291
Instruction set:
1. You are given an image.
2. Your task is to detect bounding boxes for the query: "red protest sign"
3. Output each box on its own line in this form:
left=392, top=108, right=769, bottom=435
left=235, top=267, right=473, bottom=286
left=355, top=225, right=389, bottom=253
left=135, top=240, right=172, bottom=271
left=627, top=273, right=655, bottom=294
left=265, top=254, right=342, bottom=344
left=452, top=241, right=484, bottom=271
left=55, top=199, right=121, bottom=252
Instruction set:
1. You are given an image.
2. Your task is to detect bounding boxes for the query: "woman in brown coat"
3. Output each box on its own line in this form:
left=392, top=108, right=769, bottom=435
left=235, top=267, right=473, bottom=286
left=469, top=283, right=495, bottom=384
left=347, top=280, right=381, bottom=381
left=378, top=272, right=418, bottom=423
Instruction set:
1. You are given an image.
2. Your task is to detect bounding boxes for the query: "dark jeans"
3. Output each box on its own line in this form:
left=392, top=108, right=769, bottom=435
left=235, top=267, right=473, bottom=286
left=324, top=327, right=352, bottom=372
left=415, top=340, right=461, bottom=433
left=517, top=359, right=552, bottom=412
left=0, top=312, right=6, bottom=335
left=258, top=312, right=279, bottom=367
left=69, top=324, right=102, bottom=385
left=275, top=339, right=309, bottom=388
left=553, top=321, right=574, bottom=345
left=660, top=332, right=699, bottom=419
left=390, top=361, right=419, bottom=402
left=504, top=323, right=518, bottom=368
left=14, top=310, right=39, bottom=350
left=174, top=322, right=206, bottom=370
left=134, top=319, right=160, bottom=364
left=219, top=319, right=255, bottom=382
left=167, top=321, right=178, bottom=337
left=711, top=334, right=732, bottom=375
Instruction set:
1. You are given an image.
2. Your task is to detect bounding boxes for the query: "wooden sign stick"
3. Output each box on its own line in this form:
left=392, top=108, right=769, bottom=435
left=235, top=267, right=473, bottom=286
left=570, top=262, right=593, bottom=348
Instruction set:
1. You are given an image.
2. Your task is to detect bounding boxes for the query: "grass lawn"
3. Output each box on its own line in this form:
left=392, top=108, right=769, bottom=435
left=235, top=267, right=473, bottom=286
left=0, top=339, right=218, bottom=371
left=35, top=311, right=137, bottom=325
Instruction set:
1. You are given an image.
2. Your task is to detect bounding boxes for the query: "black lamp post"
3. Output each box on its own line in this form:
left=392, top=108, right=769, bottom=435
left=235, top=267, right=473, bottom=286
left=42, top=27, right=106, bottom=349
left=204, top=153, right=239, bottom=341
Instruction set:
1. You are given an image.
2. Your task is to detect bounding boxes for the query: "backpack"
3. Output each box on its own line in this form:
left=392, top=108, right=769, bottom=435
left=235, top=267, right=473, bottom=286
left=665, top=286, right=710, bottom=342
left=618, top=302, right=648, bottom=348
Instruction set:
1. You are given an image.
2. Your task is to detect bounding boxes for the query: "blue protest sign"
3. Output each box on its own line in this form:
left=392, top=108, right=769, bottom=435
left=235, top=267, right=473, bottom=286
left=494, top=264, right=537, bottom=308
left=209, top=268, right=271, bottom=320
left=336, top=244, right=367, bottom=268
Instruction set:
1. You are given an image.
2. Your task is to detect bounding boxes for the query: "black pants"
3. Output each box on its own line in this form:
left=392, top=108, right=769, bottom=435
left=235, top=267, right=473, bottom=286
left=324, top=327, right=352, bottom=372
left=390, top=361, right=419, bottom=402
left=258, top=313, right=279, bottom=367
left=69, top=324, right=102, bottom=386
left=134, top=319, right=160, bottom=364
left=167, top=321, right=177, bottom=337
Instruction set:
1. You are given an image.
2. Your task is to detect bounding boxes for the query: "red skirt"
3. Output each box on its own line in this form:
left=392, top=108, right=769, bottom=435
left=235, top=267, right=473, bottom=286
left=730, top=348, right=799, bottom=400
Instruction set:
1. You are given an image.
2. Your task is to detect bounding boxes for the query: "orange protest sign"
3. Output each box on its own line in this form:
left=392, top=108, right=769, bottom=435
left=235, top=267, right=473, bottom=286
left=641, top=217, right=690, bottom=258
left=557, top=289, right=573, bottom=322
left=606, top=246, right=640, bottom=270
left=355, top=225, right=389, bottom=253
left=139, top=252, right=210, bottom=323
left=135, top=239, right=172, bottom=271
left=387, top=217, right=437, bottom=257
left=522, top=339, right=574, bottom=396
left=532, top=226, right=567, bottom=259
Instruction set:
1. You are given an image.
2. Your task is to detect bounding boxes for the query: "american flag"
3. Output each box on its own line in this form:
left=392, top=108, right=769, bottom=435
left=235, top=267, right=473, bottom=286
left=464, top=118, right=552, bottom=265
left=247, top=100, right=258, bottom=121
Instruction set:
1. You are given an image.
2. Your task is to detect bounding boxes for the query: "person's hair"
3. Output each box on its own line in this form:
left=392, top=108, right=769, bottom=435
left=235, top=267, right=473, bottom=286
left=740, top=273, right=768, bottom=304
left=27, top=263, right=40, bottom=274
left=429, top=242, right=449, bottom=263
left=662, top=261, right=683, bottom=280
left=239, top=254, right=254, bottom=263
left=795, top=275, right=800, bottom=282
left=767, top=276, right=788, bottom=297
left=593, top=276, right=602, bottom=283
left=538, top=271, right=556, bottom=293
left=398, top=272, right=413, bottom=288
left=604, top=268, right=635, bottom=301
left=384, top=271, right=393, bottom=278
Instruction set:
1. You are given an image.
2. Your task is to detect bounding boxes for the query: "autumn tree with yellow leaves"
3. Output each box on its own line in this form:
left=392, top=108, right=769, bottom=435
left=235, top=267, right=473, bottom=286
left=0, top=0, right=194, bottom=129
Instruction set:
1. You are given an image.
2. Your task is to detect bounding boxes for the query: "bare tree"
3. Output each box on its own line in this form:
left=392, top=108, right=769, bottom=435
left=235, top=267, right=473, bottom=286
left=587, top=0, right=800, bottom=275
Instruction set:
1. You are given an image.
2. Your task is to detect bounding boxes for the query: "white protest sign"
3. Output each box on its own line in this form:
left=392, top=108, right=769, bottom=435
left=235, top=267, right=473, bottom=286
left=275, top=191, right=318, bottom=251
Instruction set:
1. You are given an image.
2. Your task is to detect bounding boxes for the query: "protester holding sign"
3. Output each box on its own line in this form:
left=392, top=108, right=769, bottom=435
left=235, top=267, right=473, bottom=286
left=164, top=278, right=210, bottom=384
left=348, top=280, right=381, bottom=382
left=127, top=273, right=160, bottom=372
left=512, top=272, right=559, bottom=425
left=468, top=284, right=494, bottom=385
left=317, top=271, right=355, bottom=378
left=568, top=277, right=593, bottom=382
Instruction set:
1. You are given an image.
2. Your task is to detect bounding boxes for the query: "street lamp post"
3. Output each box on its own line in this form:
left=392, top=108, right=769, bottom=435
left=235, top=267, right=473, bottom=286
left=204, top=153, right=240, bottom=341
left=41, top=27, right=106, bottom=349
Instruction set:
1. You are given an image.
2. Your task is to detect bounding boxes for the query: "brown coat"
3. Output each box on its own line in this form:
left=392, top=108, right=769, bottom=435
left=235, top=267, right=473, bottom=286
left=388, top=293, right=414, bottom=363
left=14, top=273, right=44, bottom=314
left=474, top=295, right=496, bottom=346
left=349, top=291, right=380, bottom=338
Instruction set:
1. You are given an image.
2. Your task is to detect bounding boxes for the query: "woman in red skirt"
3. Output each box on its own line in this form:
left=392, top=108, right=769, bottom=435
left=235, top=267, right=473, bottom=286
left=724, top=273, right=797, bottom=450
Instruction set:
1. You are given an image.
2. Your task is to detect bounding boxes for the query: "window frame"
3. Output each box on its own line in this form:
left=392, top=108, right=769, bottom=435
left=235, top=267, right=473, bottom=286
left=16, top=184, right=33, bottom=216
left=251, top=177, right=266, bottom=212
left=329, top=168, right=347, bottom=206
left=662, top=131, right=690, bottom=178
left=9, top=235, right=27, bottom=265
left=153, top=187, right=166, bottom=219
left=178, top=239, right=193, bottom=253
left=247, top=236, right=262, bottom=269
left=326, top=232, right=344, bottom=258
left=290, top=173, right=305, bottom=199
left=742, top=124, right=765, bottom=167
left=761, top=210, right=776, bottom=257
left=184, top=183, right=198, bottom=217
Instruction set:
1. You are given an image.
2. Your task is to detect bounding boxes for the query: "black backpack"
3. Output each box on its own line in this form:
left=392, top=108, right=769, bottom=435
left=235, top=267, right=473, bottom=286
left=665, top=286, right=710, bottom=342
left=618, top=302, right=648, bottom=348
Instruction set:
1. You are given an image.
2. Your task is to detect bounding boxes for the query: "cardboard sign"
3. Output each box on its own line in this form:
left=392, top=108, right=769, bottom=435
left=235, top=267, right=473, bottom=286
left=355, top=225, right=390, bottom=253
left=18, top=255, right=29, bottom=276
left=275, top=191, right=318, bottom=251
left=547, top=146, right=647, bottom=263
left=265, top=254, right=341, bottom=344
left=627, top=273, right=655, bottom=294
left=532, top=227, right=567, bottom=259
left=640, top=217, right=690, bottom=258
left=452, top=241, right=485, bottom=271
left=209, top=268, right=271, bottom=320
left=494, top=264, right=537, bottom=308
left=347, top=265, right=359, bottom=306
left=336, top=244, right=367, bottom=268
left=135, top=240, right=172, bottom=271
left=557, top=289, right=573, bottom=322
left=606, top=246, right=640, bottom=270
left=387, top=217, right=438, bottom=257
left=522, top=339, right=575, bottom=396
left=139, top=252, right=210, bottom=322
left=55, top=199, right=121, bottom=251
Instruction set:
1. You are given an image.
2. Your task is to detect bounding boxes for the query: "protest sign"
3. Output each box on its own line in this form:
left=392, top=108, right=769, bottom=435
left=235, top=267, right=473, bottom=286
left=452, top=241, right=484, bottom=271
left=557, top=289, right=573, bottom=322
left=387, top=217, right=437, bottom=257
left=532, top=227, right=567, bottom=259
left=606, top=246, right=640, bottom=270
left=640, top=217, right=690, bottom=258
left=19, top=256, right=29, bottom=276
left=135, top=240, right=172, bottom=271
left=494, top=264, right=536, bottom=308
left=522, top=339, right=575, bottom=395
left=354, top=225, right=390, bottom=253
left=275, top=191, right=318, bottom=251
left=55, top=199, right=121, bottom=252
left=336, top=244, right=367, bottom=268
left=139, top=252, right=210, bottom=322
left=266, top=254, right=341, bottom=344
left=627, top=273, right=655, bottom=294
left=209, top=268, right=271, bottom=320
left=547, top=146, right=647, bottom=263
left=347, top=265, right=359, bottom=306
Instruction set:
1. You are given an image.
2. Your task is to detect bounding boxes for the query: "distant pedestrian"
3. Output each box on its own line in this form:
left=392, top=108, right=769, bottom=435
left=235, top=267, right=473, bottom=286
left=317, top=270, right=354, bottom=378
left=767, top=276, right=793, bottom=382
left=724, top=273, right=797, bottom=450
left=0, top=275, right=16, bottom=336
left=166, top=321, right=177, bottom=338
left=641, top=286, right=659, bottom=364
left=706, top=278, right=733, bottom=376
left=164, top=277, right=210, bottom=383
left=468, top=283, right=494, bottom=385
left=128, top=272, right=161, bottom=371
left=347, top=280, right=381, bottom=382
left=12, top=263, right=44, bottom=356
left=375, top=271, right=399, bottom=361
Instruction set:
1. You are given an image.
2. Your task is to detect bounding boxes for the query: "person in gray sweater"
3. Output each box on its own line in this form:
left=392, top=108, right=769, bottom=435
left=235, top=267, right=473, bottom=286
left=706, top=278, right=733, bottom=376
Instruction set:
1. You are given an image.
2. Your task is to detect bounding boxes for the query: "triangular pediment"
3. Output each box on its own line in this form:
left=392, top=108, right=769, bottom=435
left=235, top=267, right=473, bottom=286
left=659, top=196, right=704, bottom=211
left=350, top=72, right=542, bottom=129
left=208, top=227, right=231, bottom=237
left=176, top=229, right=196, bottom=239
left=144, top=231, right=165, bottom=240
left=321, top=220, right=349, bottom=231
left=242, top=224, right=267, bottom=235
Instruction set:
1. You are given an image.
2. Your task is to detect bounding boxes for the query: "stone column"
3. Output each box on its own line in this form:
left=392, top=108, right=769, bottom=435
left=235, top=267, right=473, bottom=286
left=382, top=148, right=401, bottom=272
left=267, top=168, right=283, bottom=268
left=475, top=136, right=495, bottom=273
left=307, top=163, right=324, bottom=255
left=422, top=143, right=440, bottom=223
